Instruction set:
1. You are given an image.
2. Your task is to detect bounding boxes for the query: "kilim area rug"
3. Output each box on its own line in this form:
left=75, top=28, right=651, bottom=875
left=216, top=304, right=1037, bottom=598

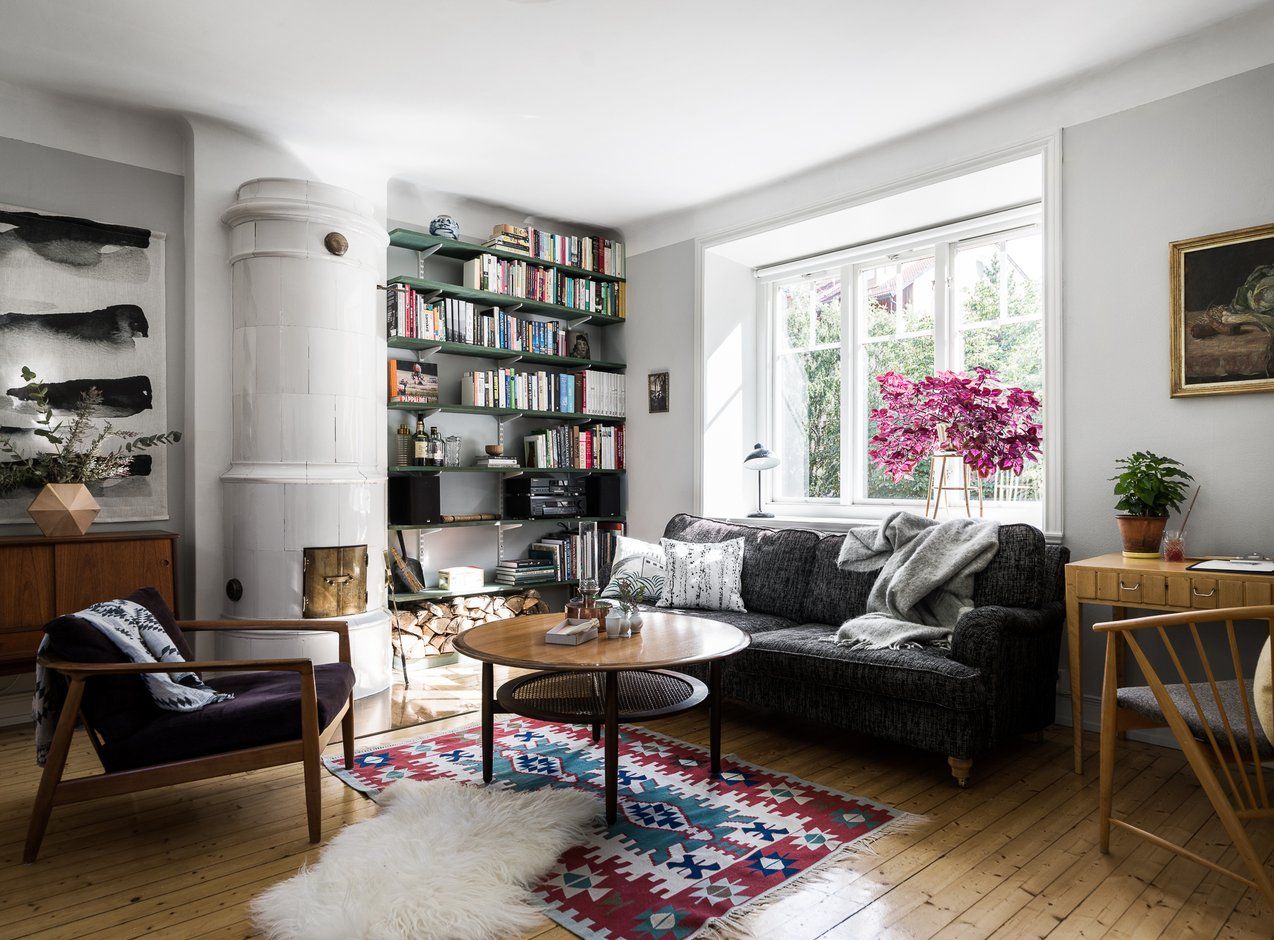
left=325, top=717, right=909, bottom=939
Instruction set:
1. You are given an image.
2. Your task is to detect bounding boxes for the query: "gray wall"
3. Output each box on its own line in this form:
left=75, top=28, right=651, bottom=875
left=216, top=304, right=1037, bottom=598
left=0, top=135, right=189, bottom=609
left=622, top=62, right=1274, bottom=722
left=1061, top=62, right=1274, bottom=708
left=619, top=239, right=696, bottom=542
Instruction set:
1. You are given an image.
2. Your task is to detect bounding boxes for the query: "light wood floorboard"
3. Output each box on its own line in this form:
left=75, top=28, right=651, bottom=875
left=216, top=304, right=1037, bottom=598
left=0, top=660, right=1269, bottom=939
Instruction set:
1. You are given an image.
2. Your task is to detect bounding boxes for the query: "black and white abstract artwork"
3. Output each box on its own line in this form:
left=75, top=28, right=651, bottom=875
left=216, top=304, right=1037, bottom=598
left=0, top=204, right=169, bottom=522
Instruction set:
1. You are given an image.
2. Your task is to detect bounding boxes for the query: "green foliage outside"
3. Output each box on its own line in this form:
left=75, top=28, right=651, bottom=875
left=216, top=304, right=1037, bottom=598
left=776, top=244, right=1043, bottom=505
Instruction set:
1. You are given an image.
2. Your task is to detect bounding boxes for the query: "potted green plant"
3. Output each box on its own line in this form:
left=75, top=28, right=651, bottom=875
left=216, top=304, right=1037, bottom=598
left=0, top=367, right=181, bottom=537
left=1109, top=451, right=1193, bottom=558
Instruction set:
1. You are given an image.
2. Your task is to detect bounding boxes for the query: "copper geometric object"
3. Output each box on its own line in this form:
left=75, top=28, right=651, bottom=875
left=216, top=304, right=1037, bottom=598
left=28, top=483, right=101, bottom=537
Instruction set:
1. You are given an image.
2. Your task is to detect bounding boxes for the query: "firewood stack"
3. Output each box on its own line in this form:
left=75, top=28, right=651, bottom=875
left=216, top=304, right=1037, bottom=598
left=392, top=590, right=550, bottom=662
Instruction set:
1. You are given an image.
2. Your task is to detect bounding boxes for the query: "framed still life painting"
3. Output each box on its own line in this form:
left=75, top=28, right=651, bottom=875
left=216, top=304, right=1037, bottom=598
left=1170, top=222, right=1274, bottom=397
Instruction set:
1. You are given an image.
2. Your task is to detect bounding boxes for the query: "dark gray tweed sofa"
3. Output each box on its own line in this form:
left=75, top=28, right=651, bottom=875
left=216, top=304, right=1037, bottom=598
left=652, top=514, right=1069, bottom=786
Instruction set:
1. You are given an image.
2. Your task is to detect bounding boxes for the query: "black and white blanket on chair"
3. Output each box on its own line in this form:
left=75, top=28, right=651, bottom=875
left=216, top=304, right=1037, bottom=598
left=32, top=598, right=232, bottom=766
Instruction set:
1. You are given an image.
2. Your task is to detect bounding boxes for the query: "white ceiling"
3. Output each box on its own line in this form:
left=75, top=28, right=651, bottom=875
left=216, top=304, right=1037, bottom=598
left=0, top=0, right=1268, bottom=229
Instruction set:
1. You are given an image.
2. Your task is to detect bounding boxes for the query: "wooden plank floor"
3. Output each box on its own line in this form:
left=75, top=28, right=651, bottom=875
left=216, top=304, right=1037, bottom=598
left=1, top=665, right=1270, bottom=939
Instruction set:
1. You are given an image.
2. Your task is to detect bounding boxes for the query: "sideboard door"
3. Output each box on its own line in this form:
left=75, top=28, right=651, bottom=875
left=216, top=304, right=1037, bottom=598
left=53, top=538, right=177, bottom=614
left=0, top=544, right=54, bottom=662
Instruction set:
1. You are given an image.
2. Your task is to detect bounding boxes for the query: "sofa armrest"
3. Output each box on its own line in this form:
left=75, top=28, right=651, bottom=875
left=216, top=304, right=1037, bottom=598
left=950, top=602, right=1065, bottom=741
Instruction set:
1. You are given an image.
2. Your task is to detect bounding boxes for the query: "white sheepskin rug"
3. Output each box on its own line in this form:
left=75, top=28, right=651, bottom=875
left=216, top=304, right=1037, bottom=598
left=251, top=779, right=599, bottom=940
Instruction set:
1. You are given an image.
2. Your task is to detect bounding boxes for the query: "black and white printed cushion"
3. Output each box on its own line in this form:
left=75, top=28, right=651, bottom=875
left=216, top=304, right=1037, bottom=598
left=600, top=535, right=667, bottom=604
left=657, top=537, right=746, bottom=613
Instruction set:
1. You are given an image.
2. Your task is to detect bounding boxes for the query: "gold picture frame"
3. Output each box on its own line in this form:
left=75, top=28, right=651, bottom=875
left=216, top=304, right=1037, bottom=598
left=1170, top=222, right=1274, bottom=397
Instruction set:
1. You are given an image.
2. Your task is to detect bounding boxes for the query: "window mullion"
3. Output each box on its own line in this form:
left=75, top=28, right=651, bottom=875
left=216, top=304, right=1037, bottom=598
left=841, top=262, right=856, bottom=506
left=934, top=241, right=951, bottom=372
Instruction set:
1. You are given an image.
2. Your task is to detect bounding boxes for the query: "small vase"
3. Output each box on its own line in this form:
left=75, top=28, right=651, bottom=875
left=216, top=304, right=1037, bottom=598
left=429, top=214, right=461, bottom=240
left=605, top=613, right=624, bottom=640
left=28, top=483, right=100, bottom=537
left=627, top=609, right=643, bottom=634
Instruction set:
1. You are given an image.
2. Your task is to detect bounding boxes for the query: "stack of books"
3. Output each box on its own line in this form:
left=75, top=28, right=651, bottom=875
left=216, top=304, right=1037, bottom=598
left=485, top=224, right=530, bottom=255
left=529, top=521, right=625, bottom=583
left=494, top=557, right=559, bottom=586
left=387, top=285, right=478, bottom=342
left=474, top=455, right=518, bottom=468
left=462, top=255, right=626, bottom=318
left=524, top=425, right=624, bottom=470
left=461, top=368, right=581, bottom=414
left=388, top=283, right=569, bottom=355
left=484, top=224, right=626, bottom=278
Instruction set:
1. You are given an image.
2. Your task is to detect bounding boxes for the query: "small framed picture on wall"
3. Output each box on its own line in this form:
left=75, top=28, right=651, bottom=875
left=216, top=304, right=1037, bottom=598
left=648, top=371, right=669, bottom=413
left=1170, top=222, right=1274, bottom=397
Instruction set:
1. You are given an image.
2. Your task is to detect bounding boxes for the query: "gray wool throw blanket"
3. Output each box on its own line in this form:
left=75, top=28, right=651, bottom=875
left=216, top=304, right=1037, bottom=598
left=32, top=599, right=232, bottom=766
left=835, top=511, right=1000, bottom=650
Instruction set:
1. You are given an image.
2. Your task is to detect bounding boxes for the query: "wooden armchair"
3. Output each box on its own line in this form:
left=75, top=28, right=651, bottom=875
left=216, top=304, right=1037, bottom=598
left=1096, top=605, right=1274, bottom=908
left=24, top=590, right=356, bottom=863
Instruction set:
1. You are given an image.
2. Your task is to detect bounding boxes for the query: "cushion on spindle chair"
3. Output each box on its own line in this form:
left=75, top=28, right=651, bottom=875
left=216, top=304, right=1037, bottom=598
left=1117, top=678, right=1274, bottom=760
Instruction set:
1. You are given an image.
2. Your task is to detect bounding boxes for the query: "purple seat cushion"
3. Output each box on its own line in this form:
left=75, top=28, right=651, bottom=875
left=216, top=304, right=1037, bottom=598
left=99, top=662, right=355, bottom=772
left=42, top=587, right=193, bottom=743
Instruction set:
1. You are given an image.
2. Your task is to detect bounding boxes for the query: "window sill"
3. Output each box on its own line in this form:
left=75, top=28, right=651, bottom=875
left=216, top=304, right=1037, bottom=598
left=720, top=513, right=1063, bottom=544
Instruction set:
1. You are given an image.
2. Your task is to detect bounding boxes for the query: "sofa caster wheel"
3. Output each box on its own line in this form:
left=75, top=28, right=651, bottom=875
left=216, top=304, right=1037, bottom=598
left=948, top=756, right=973, bottom=789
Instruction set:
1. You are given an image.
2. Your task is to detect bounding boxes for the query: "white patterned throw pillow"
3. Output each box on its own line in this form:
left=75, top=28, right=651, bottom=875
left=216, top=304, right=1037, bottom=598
left=657, top=537, right=746, bottom=613
left=600, top=535, right=667, bottom=605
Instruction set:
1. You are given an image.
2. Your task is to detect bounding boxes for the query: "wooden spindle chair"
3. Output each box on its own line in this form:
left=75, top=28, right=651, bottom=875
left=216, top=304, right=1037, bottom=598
left=1096, top=605, right=1274, bottom=908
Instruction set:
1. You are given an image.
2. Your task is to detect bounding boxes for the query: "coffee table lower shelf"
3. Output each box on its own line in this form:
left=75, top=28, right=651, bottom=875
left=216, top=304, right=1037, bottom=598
left=481, top=664, right=722, bottom=824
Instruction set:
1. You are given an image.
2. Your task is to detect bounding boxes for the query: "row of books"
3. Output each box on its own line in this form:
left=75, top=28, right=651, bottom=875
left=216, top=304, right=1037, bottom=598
left=493, top=557, right=560, bottom=586
left=459, top=368, right=624, bottom=417
left=487, top=224, right=625, bottom=278
left=387, top=287, right=485, bottom=345
left=524, top=424, right=624, bottom=470
left=462, top=256, right=626, bottom=319
left=522, top=521, right=625, bottom=583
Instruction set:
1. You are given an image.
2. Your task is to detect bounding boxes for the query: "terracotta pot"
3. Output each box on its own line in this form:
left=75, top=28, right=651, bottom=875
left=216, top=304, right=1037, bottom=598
left=28, top=483, right=100, bottom=537
left=1116, top=514, right=1167, bottom=558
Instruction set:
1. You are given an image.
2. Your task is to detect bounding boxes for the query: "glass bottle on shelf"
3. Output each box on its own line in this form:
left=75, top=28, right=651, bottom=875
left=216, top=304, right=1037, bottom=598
left=412, top=418, right=428, bottom=467
left=428, top=426, right=445, bottom=467
left=395, top=424, right=412, bottom=468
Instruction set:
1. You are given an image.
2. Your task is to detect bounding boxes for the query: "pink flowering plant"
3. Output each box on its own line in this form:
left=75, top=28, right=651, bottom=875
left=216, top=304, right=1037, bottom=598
left=867, top=368, right=1042, bottom=483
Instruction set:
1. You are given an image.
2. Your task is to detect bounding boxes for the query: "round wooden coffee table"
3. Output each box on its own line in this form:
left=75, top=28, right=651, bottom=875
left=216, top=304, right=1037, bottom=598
left=453, top=610, right=750, bottom=823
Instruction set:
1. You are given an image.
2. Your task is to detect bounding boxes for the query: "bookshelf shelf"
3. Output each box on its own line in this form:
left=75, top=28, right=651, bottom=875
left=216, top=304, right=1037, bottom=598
left=387, top=515, right=625, bottom=533
left=389, top=229, right=625, bottom=284
left=389, top=275, right=626, bottom=326
left=391, top=579, right=580, bottom=604
left=387, top=401, right=625, bottom=423
left=388, top=336, right=625, bottom=373
left=388, top=466, right=625, bottom=475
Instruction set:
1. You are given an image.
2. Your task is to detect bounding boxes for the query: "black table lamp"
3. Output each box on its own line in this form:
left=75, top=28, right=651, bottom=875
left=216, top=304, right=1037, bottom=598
left=743, top=442, right=780, bottom=518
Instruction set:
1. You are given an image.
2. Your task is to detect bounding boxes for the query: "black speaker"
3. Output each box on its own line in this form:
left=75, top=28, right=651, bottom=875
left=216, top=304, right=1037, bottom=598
left=586, top=474, right=622, bottom=518
left=388, top=474, right=441, bottom=525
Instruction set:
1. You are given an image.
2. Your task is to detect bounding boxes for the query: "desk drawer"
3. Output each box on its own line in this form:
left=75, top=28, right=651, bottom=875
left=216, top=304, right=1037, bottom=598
left=1188, top=577, right=1218, bottom=609
left=1110, top=573, right=1168, bottom=606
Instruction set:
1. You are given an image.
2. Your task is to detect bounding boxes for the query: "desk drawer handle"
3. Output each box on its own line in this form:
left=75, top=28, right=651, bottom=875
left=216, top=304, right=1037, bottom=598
left=1119, top=580, right=1140, bottom=591
left=1192, top=587, right=1215, bottom=598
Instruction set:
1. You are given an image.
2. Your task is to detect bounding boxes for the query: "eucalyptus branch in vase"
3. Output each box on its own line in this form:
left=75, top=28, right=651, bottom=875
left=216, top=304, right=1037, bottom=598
left=0, top=367, right=181, bottom=535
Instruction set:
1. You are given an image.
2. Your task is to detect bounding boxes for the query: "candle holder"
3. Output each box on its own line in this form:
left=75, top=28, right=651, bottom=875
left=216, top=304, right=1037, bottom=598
left=566, top=521, right=610, bottom=631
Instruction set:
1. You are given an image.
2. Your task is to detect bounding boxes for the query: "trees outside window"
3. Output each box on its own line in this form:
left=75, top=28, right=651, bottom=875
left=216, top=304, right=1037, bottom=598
left=765, top=216, right=1044, bottom=515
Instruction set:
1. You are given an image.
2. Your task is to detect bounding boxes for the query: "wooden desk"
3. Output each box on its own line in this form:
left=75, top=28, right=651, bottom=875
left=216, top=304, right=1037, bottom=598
left=0, top=530, right=178, bottom=675
left=1063, top=553, right=1273, bottom=773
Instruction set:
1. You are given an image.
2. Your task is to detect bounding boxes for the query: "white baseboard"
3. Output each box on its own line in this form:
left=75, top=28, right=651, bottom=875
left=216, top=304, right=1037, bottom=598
left=1053, top=688, right=1179, bottom=750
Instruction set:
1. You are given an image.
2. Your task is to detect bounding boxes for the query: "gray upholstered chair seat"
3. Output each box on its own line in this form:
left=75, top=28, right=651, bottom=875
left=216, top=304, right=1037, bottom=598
left=730, top=624, right=987, bottom=711
left=1117, top=680, right=1274, bottom=759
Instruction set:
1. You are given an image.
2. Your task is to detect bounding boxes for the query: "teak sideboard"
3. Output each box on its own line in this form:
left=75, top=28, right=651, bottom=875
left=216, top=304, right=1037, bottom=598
left=1063, top=552, right=1274, bottom=774
left=0, top=531, right=178, bottom=675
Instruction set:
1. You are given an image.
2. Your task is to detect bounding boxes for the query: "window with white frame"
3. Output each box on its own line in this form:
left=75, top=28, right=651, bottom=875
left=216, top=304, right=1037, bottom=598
left=764, top=209, right=1044, bottom=519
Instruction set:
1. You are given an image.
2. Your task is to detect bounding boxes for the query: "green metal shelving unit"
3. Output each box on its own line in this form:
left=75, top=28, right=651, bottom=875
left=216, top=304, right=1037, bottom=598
left=386, top=226, right=628, bottom=668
